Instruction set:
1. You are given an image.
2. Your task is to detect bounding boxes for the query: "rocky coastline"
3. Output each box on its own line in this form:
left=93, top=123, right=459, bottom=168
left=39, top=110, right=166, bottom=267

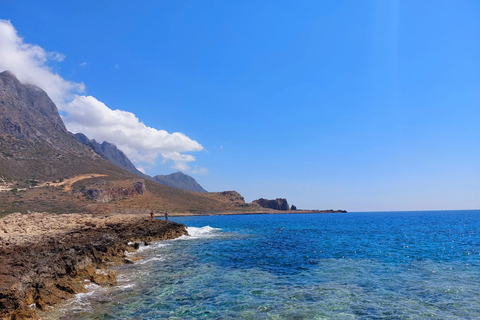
left=0, top=212, right=188, bottom=320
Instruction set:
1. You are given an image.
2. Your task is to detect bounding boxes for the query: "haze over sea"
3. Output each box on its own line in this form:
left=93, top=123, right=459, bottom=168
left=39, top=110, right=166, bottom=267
left=49, top=210, right=480, bottom=319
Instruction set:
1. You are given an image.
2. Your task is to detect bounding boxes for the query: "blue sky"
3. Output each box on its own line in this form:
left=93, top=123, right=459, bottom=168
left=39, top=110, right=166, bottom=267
left=1, top=1, right=479, bottom=211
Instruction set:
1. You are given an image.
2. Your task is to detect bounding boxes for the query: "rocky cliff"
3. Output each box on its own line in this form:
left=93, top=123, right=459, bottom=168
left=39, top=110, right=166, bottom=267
left=82, top=179, right=147, bottom=202
left=253, top=198, right=290, bottom=211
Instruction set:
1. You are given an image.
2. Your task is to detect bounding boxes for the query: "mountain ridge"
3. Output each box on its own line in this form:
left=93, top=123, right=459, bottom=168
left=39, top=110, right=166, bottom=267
left=153, top=171, right=207, bottom=193
left=73, top=133, right=207, bottom=192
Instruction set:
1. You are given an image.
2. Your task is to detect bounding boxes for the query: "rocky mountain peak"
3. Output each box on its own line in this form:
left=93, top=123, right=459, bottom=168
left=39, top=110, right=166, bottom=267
left=0, top=71, right=122, bottom=180
left=0, top=70, right=67, bottom=138
left=153, top=171, right=207, bottom=193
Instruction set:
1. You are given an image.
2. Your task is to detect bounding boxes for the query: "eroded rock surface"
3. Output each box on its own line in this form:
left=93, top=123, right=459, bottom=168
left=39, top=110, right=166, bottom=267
left=0, top=212, right=188, bottom=319
left=82, top=180, right=146, bottom=202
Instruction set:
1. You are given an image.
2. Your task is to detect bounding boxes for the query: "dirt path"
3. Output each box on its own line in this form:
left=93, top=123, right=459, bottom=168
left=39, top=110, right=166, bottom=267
left=39, top=174, right=107, bottom=191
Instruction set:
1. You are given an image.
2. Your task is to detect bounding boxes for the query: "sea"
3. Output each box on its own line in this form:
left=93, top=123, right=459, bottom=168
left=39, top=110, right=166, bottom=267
left=46, top=210, right=480, bottom=319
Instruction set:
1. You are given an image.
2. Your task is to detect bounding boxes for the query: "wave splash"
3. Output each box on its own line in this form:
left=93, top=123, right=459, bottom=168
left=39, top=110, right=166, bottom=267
left=184, top=226, right=222, bottom=239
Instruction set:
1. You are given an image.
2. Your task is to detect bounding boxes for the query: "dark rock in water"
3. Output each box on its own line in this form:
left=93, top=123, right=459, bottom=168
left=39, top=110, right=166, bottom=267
left=253, top=198, right=290, bottom=211
left=291, top=205, right=297, bottom=211
left=153, top=171, right=207, bottom=193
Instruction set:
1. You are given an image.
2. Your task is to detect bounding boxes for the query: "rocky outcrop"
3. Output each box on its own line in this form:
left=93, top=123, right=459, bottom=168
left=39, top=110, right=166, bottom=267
left=208, top=191, right=246, bottom=204
left=83, top=180, right=147, bottom=202
left=0, top=212, right=188, bottom=319
left=153, top=171, right=207, bottom=193
left=253, top=198, right=290, bottom=211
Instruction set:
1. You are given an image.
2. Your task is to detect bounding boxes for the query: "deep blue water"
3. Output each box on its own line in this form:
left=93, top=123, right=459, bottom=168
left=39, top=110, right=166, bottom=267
left=50, top=210, right=480, bottom=319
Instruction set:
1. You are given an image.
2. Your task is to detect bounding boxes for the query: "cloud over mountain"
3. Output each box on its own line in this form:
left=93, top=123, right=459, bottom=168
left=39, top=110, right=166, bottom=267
left=0, top=19, right=204, bottom=171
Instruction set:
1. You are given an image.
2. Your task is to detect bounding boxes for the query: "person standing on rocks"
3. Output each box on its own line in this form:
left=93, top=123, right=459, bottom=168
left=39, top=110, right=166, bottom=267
left=150, top=211, right=154, bottom=219
left=164, top=211, right=168, bottom=222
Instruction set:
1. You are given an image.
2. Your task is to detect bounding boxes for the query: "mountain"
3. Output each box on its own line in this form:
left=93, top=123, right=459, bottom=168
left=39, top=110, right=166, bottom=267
left=153, top=172, right=207, bottom=193
left=73, top=133, right=150, bottom=179
left=0, top=71, right=130, bottom=180
left=0, top=70, right=251, bottom=215
left=73, top=133, right=207, bottom=192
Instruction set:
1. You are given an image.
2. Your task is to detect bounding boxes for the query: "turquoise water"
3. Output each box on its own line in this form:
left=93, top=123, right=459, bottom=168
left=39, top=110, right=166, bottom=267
left=52, top=210, right=480, bottom=319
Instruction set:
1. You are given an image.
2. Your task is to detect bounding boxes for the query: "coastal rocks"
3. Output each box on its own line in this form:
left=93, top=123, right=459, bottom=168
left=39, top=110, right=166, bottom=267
left=83, top=180, right=146, bottom=202
left=311, top=209, right=347, bottom=213
left=0, top=212, right=188, bottom=319
left=253, top=198, right=290, bottom=211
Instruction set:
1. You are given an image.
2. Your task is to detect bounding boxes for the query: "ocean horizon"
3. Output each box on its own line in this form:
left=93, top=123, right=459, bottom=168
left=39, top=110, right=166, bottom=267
left=46, top=210, right=480, bottom=319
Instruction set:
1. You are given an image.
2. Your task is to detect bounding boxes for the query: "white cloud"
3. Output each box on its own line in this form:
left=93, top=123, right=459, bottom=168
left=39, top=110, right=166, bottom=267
left=49, top=51, right=65, bottom=62
left=0, top=20, right=84, bottom=105
left=79, top=61, right=87, bottom=67
left=63, top=95, right=203, bottom=167
left=0, top=19, right=205, bottom=172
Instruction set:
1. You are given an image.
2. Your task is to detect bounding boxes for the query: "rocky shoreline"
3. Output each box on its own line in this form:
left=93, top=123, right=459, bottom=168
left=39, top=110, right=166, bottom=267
left=0, top=212, right=188, bottom=320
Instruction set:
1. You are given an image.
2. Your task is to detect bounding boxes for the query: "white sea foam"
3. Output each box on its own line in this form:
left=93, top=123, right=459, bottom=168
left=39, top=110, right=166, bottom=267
left=117, top=283, right=136, bottom=290
left=136, top=241, right=168, bottom=253
left=136, top=256, right=165, bottom=265
left=74, top=283, right=102, bottom=302
left=177, top=226, right=223, bottom=239
left=125, top=242, right=169, bottom=257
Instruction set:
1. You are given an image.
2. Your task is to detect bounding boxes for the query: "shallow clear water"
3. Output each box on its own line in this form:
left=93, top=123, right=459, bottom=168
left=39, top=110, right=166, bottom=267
left=50, top=210, right=480, bottom=319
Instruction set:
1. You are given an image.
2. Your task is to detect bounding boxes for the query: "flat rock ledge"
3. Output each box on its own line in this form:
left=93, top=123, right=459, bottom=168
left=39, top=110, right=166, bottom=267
left=0, top=212, right=188, bottom=320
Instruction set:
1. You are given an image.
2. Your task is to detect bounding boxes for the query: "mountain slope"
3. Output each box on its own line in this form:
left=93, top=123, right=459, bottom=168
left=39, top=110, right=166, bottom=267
left=0, top=71, right=133, bottom=180
left=153, top=172, right=207, bottom=193
left=73, top=133, right=150, bottom=179
left=73, top=133, right=207, bottom=192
